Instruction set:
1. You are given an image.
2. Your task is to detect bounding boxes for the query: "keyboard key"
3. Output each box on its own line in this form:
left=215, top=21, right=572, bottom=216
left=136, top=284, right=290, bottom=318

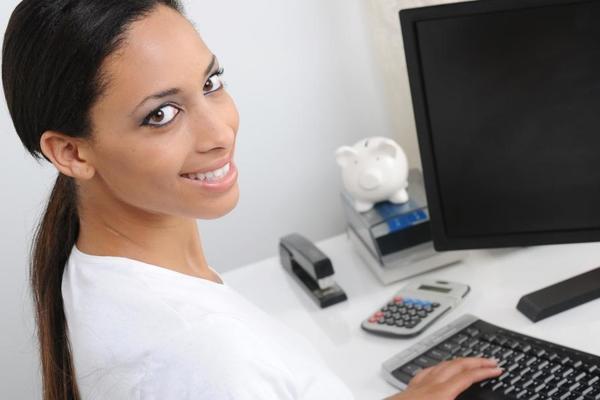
left=506, top=340, right=519, bottom=350
left=453, top=334, right=469, bottom=345
left=538, top=360, right=549, bottom=370
left=391, top=368, right=412, bottom=385
left=562, top=368, right=574, bottom=378
left=561, top=356, right=572, bottom=365
left=414, top=356, right=437, bottom=369
left=427, top=349, right=451, bottom=361
left=515, top=389, right=528, bottom=399
left=574, top=372, right=586, bottom=382
left=440, top=342, right=461, bottom=354
left=401, top=363, right=422, bottom=377
left=466, top=328, right=480, bottom=337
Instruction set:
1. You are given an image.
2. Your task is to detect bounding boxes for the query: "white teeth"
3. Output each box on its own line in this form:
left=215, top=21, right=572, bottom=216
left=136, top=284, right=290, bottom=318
left=183, top=162, right=230, bottom=182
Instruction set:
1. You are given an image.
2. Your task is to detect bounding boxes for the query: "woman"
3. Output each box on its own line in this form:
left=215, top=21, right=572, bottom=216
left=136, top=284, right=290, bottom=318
left=2, top=1, right=502, bottom=399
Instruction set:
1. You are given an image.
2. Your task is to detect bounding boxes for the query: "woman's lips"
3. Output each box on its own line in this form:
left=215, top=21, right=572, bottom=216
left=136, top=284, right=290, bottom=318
left=180, top=161, right=238, bottom=193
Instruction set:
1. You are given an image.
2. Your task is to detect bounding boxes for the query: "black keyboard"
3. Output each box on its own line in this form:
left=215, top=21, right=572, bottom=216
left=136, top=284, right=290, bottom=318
left=382, top=314, right=600, bottom=400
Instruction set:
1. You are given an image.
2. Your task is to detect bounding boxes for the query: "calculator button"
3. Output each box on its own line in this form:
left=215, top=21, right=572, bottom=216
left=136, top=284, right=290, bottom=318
left=385, top=318, right=395, bottom=325
left=395, top=320, right=405, bottom=327
left=394, top=296, right=403, bottom=303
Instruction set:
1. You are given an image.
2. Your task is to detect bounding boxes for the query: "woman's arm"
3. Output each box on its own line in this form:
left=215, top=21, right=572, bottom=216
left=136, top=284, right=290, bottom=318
left=385, top=358, right=502, bottom=400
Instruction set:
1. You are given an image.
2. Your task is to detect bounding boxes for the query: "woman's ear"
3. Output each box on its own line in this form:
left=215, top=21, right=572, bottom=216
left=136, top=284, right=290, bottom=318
left=39, top=131, right=95, bottom=180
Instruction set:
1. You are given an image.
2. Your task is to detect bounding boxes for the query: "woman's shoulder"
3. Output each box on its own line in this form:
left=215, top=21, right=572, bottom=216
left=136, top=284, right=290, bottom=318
left=61, top=247, right=262, bottom=363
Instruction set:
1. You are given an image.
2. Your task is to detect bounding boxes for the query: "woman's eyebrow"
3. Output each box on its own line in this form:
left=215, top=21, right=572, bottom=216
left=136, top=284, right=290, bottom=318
left=131, top=54, right=218, bottom=115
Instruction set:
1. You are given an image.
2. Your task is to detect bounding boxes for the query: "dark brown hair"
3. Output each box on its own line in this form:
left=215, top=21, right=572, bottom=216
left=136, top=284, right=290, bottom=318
left=2, top=1, right=183, bottom=398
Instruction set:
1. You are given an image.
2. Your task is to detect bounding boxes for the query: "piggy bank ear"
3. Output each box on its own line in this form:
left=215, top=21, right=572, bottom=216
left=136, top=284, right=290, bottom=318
left=335, top=146, right=358, bottom=168
left=376, top=139, right=398, bottom=158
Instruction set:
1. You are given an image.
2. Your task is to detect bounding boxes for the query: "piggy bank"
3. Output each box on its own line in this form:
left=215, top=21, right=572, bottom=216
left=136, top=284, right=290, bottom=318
left=335, top=137, right=409, bottom=212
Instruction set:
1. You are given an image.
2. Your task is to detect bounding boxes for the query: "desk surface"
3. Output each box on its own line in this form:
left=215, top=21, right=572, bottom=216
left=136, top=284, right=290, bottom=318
left=222, top=233, right=600, bottom=399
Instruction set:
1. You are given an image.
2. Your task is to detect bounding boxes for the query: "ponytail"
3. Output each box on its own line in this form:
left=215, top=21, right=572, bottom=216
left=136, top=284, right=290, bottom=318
left=31, top=173, right=80, bottom=399
left=2, top=1, right=184, bottom=398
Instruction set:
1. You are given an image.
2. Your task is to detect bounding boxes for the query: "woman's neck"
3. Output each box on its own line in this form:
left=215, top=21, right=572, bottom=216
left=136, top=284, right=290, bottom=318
left=75, top=187, right=219, bottom=283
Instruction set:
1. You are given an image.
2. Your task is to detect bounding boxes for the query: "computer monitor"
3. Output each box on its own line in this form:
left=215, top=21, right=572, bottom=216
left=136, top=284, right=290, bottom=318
left=400, top=0, right=600, bottom=251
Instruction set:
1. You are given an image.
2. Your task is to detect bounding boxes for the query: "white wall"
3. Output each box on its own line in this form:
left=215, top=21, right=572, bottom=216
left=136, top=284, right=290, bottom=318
left=0, top=0, right=401, bottom=397
left=363, top=0, right=471, bottom=171
left=190, top=0, right=396, bottom=271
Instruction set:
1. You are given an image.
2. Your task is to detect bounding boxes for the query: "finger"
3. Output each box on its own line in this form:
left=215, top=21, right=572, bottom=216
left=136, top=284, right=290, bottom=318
left=409, top=366, right=434, bottom=386
left=445, top=367, right=503, bottom=397
left=428, top=357, right=498, bottom=383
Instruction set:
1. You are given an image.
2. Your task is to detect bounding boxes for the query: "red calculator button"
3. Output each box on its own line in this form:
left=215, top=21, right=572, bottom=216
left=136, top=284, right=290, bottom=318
left=394, top=296, right=403, bottom=304
left=369, top=317, right=379, bottom=323
left=375, top=311, right=384, bottom=318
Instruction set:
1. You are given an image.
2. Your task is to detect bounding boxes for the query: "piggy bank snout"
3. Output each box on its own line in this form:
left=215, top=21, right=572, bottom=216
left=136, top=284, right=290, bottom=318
left=359, top=169, right=383, bottom=190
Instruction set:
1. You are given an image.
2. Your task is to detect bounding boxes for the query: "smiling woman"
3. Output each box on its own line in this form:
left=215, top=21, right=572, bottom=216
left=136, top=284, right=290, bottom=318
left=1, top=1, right=347, bottom=399
left=2, top=1, right=501, bottom=399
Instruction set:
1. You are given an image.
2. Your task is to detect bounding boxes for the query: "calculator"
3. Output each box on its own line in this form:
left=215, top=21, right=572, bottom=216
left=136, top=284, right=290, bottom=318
left=361, top=280, right=470, bottom=338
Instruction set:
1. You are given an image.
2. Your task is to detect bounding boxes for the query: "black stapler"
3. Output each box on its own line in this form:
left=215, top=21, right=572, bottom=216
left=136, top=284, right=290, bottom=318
left=279, top=233, right=348, bottom=308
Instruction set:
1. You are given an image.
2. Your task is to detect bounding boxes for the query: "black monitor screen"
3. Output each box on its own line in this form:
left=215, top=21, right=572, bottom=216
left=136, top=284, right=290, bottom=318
left=401, top=0, right=600, bottom=250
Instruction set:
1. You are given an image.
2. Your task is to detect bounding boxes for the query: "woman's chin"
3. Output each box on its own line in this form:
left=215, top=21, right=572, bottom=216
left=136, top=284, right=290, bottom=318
left=193, top=185, right=240, bottom=220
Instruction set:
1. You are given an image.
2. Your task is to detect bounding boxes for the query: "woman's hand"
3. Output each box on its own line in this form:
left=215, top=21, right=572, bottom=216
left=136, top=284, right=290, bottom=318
left=385, top=357, right=503, bottom=400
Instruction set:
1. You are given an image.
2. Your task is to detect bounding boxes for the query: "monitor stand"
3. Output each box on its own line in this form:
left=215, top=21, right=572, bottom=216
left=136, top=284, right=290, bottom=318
left=517, top=266, right=600, bottom=322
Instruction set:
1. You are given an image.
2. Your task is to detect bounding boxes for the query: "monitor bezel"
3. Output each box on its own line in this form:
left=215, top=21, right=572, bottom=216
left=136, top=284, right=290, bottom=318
left=400, top=0, right=600, bottom=251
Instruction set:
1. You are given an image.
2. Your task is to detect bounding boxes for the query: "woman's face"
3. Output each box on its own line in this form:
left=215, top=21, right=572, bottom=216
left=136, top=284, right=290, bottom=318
left=85, top=5, right=239, bottom=220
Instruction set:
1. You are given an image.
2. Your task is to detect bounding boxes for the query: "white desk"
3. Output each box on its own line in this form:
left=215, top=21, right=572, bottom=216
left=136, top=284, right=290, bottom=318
left=222, top=233, right=600, bottom=399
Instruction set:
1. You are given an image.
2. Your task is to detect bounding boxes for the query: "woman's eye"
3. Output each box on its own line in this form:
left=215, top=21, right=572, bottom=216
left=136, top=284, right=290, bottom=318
left=204, top=71, right=224, bottom=94
left=143, top=105, right=180, bottom=127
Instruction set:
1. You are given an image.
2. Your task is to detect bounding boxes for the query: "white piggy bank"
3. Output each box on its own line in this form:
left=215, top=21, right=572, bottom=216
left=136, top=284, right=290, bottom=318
left=335, top=137, right=409, bottom=213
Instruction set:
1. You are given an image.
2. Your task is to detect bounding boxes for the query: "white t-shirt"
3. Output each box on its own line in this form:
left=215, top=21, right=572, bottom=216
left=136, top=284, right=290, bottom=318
left=62, top=246, right=354, bottom=400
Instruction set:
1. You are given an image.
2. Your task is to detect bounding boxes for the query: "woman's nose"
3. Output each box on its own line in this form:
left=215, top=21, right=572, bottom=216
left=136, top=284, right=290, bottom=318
left=188, top=104, right=235, bottom=153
